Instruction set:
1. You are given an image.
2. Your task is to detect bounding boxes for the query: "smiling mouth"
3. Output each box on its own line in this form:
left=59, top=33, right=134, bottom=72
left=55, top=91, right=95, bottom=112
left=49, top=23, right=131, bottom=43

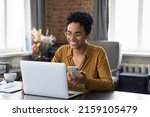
left=70, top=41, right=77, bottom=44
left=70, top=41, right=78, bottom=46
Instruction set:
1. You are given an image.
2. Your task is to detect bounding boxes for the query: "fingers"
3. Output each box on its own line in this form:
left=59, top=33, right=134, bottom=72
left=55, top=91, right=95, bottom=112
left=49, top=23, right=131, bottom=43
left=67, top=72, right=76, bottom=84
left=67, top=72, right=75, bottom=79
left=67, top=71, right=87, bottom=84
left=79, top=71, right=86, bottom=78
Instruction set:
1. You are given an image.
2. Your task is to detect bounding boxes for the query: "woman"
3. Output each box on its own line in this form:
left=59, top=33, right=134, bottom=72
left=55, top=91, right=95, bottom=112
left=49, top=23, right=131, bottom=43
left=51, top=11, right=114, bottom=92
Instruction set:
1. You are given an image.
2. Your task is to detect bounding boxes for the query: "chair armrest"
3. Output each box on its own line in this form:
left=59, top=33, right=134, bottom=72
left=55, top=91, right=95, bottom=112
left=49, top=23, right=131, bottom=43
left=111, top=66, right=123, bottom=73
left=111, top=68, right=122, bottom=73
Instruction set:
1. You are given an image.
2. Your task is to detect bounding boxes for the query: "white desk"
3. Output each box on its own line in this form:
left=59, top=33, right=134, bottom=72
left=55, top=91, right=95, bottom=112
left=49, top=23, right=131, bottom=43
left=0, top=90, right=150, bottom=100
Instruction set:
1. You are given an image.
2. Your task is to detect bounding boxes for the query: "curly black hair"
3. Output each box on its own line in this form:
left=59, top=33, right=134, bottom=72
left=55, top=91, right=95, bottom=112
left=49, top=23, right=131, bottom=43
left=66, top=11, right=93, bottom=35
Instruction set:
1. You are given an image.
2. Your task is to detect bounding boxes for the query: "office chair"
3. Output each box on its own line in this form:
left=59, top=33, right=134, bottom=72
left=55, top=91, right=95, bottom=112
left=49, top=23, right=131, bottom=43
left=88, top=40, right=122, bottom=90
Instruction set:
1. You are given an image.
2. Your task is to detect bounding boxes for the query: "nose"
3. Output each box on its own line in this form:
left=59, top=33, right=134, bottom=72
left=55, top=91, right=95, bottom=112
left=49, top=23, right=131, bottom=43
left=69, top=37, right=76, bottom=43
left=70, top=34, right=77, bottom=39
left=68, top=34, right=77, bottom=40
left=68, top=36, right=77, bottom=43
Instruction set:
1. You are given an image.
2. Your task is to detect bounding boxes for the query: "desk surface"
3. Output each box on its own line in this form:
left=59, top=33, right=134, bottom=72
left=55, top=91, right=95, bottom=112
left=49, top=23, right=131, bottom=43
left=0, top=90, right=150, bottom=100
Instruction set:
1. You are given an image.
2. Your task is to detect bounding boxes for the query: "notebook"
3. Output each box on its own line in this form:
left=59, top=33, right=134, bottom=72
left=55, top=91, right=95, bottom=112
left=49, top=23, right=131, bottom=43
left=20, top=60, right=83, bottom=99
left=0, top=81, right=22, bottom=93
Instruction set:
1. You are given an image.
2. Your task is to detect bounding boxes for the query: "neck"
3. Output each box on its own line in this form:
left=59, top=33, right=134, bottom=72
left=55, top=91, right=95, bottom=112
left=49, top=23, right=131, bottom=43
left=73, top=43, right=87, bottom=56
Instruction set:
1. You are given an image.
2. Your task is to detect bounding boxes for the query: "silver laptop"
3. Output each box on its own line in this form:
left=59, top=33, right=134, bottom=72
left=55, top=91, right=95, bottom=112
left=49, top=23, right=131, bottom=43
left=20, top=60, right=83, bottom=99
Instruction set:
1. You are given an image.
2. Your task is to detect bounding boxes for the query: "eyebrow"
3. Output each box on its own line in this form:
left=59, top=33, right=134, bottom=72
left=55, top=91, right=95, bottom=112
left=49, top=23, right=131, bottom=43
left=66, top=30, right=82, bottom=34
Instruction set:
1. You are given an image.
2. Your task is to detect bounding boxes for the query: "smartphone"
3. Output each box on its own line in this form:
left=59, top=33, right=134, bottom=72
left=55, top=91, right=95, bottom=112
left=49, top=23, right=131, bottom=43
left=67, top=66, right=80, bottom=77
left=68, top=66, right=79, bottom=72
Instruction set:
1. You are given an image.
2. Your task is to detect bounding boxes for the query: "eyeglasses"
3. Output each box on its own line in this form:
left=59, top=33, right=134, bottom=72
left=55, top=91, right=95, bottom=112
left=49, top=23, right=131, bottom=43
left=64, top=31, right=84, bottom=38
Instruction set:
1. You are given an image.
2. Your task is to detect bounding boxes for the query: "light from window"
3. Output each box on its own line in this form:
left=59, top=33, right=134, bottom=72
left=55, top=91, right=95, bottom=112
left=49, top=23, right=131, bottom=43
left=7, top=0, right=25, bottom=50
left=141, top=0, right=150, bottom=51
left=0, top=0, right=5, bottom=49
left=109, top=0, right=150, bottom=53
left=0, top=0, right=27, bottom=53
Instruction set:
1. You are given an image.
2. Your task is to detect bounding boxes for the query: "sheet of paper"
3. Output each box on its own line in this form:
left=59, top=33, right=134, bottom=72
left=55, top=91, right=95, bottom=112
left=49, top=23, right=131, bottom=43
left=0, top=81, right=22, bottom=93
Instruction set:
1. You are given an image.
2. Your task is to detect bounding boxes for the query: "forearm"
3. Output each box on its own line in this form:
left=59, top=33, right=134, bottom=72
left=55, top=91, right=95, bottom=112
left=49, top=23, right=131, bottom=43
left=68, top=77, right=114, bottom=92
left=86, top=78, right=115, bottom=91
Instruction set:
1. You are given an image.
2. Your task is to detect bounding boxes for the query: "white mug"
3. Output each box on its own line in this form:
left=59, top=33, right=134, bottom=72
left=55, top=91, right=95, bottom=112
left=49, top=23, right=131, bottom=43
left=4, top=73, right=17, bottom=83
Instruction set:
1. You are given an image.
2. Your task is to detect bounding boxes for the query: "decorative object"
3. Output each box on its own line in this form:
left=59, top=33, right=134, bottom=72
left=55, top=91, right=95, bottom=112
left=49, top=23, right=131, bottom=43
left=31, top=28, right=56, bottom=61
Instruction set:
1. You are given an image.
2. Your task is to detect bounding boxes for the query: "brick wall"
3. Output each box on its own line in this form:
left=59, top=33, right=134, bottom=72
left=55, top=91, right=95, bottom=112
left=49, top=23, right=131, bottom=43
left=45, top=0, right=94, bottom=40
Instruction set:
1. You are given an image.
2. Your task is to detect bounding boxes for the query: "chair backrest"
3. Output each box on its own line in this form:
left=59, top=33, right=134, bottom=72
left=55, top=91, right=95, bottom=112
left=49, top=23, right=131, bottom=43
left=88, top=41, right=122, bottom=71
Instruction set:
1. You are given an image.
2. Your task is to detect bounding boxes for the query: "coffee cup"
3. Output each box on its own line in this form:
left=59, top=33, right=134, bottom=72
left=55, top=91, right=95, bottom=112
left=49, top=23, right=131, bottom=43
left=4, top=73, right=17, bottom=83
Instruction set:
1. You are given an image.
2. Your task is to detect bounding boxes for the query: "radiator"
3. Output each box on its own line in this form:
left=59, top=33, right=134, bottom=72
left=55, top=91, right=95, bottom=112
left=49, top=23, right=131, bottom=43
left=122, top=63, right=150, bottom=74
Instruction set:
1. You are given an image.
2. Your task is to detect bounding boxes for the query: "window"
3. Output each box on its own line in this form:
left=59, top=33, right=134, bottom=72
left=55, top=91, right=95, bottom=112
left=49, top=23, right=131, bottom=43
left=0, top=0, right=31, bottom=53
left=108, top=0, right=150, bottom=53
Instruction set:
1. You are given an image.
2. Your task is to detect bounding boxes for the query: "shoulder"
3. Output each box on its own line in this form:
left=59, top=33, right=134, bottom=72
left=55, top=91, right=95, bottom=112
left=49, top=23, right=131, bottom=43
left=51, top=44, right=70, bottom=62
left=87, top=43, right=105, bottom=54
left=58, top=44, right=69, bottom=49
left=56, top=44, right=70, bottom=52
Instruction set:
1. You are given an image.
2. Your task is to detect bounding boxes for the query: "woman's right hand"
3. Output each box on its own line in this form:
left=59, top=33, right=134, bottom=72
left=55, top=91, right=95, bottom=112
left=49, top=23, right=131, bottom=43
left=67, top=71, right=89, bottom=85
